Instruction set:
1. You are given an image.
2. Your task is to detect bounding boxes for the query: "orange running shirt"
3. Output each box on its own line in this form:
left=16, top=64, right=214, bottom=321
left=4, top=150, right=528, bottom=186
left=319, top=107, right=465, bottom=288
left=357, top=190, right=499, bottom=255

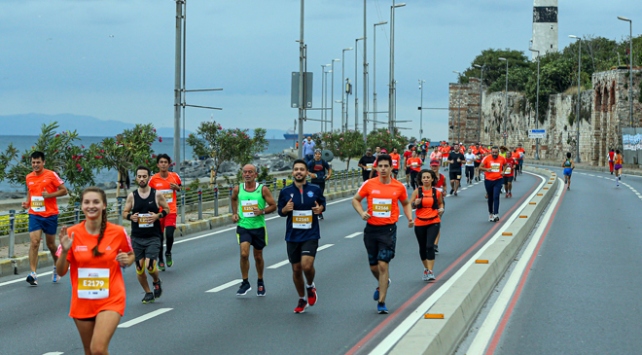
left=614, top=154, right=623, bottom=165
left=389, top=153, right=401, bottom=169
left=65, top=222, right=133, bottom=319
left=25, top=169, right=64, bottom=217
left=406, top=157, right=422, bottom=172
left=481, top=155, right=506, bottom=181
left=414, top=187, right=442, bottom=226
left=358, top=177, right=408, bottom=226
left=149, top=172, right=182, bottom=214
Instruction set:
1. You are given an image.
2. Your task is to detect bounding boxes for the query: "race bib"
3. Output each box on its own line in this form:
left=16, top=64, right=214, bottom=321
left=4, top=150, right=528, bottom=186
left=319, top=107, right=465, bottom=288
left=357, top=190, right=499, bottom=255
left=505, top=167, right=512, bottom=174
left=159, top=189, right=173, bottom=203
left=138, top=213, right=154, bottom=228
left=490, top=162, right=501, bottom=173
left=366, top=164, right=373, bottom=171
left=411, top=162, right=418, bottom=168
left=372, top=198, right=392, bottom=218
left=466, top=159, right=473, bottom=164
left=241, top=200, right=259, bottom=218
left=292, top=210, right=313, bottom=229
left=392, top=159, right=398, bottom=166
left=31, top=196, right=45, bottom=213
left=77, top=268, right=109, bottom=299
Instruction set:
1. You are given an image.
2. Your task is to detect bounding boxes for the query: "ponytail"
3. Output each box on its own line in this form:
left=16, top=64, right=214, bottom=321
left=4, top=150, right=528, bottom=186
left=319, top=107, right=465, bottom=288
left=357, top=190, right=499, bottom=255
left=92, top=209, right=107, bottom=257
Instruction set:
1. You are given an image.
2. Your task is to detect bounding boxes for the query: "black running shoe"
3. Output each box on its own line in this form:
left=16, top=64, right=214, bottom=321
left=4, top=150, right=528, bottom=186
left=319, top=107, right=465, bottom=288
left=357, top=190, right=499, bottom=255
left=153, top=279, right=163, bottom=299
left=236, top=281, right=251, bottom=296
left=142, top=292, right=155, bottom=304
left=257, top=280, right=266, bottom=297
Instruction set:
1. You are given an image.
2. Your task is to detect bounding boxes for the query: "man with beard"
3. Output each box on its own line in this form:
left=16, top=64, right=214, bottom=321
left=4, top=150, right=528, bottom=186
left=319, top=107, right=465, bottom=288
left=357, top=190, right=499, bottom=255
left=278, top=160, right=326, bottom=313
left=358, top=148, right=377, bottom=182
left=122, top=166, right=170, bottom=303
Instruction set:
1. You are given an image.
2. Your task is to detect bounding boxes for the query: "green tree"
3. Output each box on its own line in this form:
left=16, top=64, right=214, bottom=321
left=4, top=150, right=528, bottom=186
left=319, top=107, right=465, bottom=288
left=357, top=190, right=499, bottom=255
left=186, top=121, right=268, bottom=178
left=87, top=123, right=158, bottom=197
left=318, top=130, right=366, bottom=169
left=366, top=128, right=408, bottom=154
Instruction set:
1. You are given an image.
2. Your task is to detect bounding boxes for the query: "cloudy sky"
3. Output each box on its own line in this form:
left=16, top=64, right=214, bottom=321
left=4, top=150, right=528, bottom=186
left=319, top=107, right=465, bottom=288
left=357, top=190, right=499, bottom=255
left=1, top=0, right=638, bottom=141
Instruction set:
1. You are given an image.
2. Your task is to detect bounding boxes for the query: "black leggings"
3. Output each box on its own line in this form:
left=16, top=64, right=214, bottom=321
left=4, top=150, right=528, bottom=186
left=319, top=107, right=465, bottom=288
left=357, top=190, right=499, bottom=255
left=159, top=226, right=176, bottom=259
left=465, top=166, right=474, bottom=181
left=414, top=223, right=440, bottom=261
left=410, top=171, right=419, bottom=190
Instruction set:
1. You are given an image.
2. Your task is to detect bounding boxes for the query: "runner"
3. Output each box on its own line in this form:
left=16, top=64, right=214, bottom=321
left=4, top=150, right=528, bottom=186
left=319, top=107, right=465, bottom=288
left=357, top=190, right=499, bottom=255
left=562, top=152, right=575, bottom=190
left=439, top=142, right=451, bottom=171
left=406, top=150, right=423, bottom=190
left=55, top=187, right=135, bottom=355
left=516, top=143, right=525, bottom=173
left=403, top=146, right=413, bottom=187
left=614, top=149, right=623, bottom=186
left=231, top=164, right=277, bottom=296
left=351, top=154, right=414, bottom=314
left=608, top=148, right=615, bottom=175
left=308, top=149, right=332, bottom=219
left=410, top=169, right=444, bottom=281
left=149, top=154, right=182, bottom=271
left=480, top=147, right=506, bottom=222
left=472, top=143, right=483, bottom=181
left=464, top=147, right=476, bottom=185
left=511, top=148, right=521, bottom=181
left=430, top=160, right=447, bottom=254
left=503, top=155, right=516, bottom=198
left=447, top=143, right=465, bottom=196
left=302, top=136, right=316, bottom=164
left=22, top=151, right=68, bottom=286
left=277, top=159, right=325, bottom=313
left=358, top=148, right=376, bottom=182
left=122, top=166, right=170, bottom=304
left=369, top=149, right=388, bottom=179
left=389, top=148, right=401, bottom=180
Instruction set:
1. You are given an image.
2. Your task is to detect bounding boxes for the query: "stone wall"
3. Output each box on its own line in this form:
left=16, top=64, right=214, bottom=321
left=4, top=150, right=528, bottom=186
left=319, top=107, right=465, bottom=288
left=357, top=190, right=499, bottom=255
left=448, top=68, right=641, bottom=166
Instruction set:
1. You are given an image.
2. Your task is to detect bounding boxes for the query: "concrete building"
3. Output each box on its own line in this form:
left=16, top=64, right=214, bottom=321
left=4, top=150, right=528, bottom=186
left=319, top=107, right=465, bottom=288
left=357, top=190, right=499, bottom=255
left=531, top=0, right=558, bottom=59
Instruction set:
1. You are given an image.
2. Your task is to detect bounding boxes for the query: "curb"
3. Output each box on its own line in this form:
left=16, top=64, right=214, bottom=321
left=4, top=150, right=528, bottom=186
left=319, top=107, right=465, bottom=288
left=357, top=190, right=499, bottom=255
left=390, top=166, right=558, bottom=354
left=0, top=187, right=359, bottom=277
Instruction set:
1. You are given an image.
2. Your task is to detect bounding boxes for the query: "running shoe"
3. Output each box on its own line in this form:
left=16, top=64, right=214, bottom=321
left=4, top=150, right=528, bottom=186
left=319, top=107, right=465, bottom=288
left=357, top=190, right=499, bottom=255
left=257, top=280, right=266, bottom=297
left=373, top=279, right=391, bottom=301
left=450, top=189, right=454, bottom=195
left=26, top=272, right=38, bottom=286
left=505, top=192, right=509, bottom=198
left=307, top=285, right=317, bottom=306
left=158, top=261, right=166, bottom=272
left=489, top=214, right=494, bottom=222
left=426, top=270, right=436, bottom=281
left=434, top=244, right=439, bottom=254
left=377, top=302, right=389, bottom=314
left=494, top=214, right=500, bottom=222
left=318, top=214, right=324, bottom=220
left=236, top=281, right=251, bottom=296
left=509, top=192, right=512, bottom=198
left=153, top=279, right=163, bottom=299
left=422, top=269, right=430, bottom=281
left=52, top=267, right=61, bottom=283
left=454, top=191, right=458, bottom=196
left=294, top=298, right=308, bottom=313
left=165, top=252, right=173, bottom=268
left=142, top=292, right=155, bottom=304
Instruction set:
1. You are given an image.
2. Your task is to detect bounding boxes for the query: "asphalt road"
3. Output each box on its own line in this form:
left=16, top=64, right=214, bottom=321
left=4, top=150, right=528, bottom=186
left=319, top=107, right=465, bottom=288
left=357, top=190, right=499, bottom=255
left=0, top=171, right=543, bottom=355
left=466, top=167, right=642, bottom=355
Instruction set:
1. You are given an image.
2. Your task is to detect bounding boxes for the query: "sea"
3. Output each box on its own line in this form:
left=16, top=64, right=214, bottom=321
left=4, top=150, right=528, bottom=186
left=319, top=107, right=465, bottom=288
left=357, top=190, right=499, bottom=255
left=0, top=136, right=295, bottom=193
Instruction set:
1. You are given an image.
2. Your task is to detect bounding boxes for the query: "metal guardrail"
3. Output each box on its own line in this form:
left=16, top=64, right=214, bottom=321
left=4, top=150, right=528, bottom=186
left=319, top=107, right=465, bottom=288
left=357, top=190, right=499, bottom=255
left=0, top=169, right=368, bottom=246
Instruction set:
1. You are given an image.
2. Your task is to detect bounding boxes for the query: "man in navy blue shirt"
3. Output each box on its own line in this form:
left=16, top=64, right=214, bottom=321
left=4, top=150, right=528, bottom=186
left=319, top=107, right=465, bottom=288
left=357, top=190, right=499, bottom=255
left=307, top=149, right=332, bottom=220
left=278, top=159, right=326, bottom=313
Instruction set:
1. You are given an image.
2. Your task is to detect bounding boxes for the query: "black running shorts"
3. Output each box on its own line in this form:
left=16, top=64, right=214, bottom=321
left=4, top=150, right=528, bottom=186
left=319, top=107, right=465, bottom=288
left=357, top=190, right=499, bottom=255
left=237, top=226, right=267, bottom=250
left=363, top=223, right=397, bottom=265
left=287, top=239, right=319, bottom=264
left=132, top=237, right=161, bottom=262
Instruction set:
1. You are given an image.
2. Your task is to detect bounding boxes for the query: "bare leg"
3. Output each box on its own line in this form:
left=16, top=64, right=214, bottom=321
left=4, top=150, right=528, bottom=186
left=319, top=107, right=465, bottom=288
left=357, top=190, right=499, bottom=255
left=239, top=242, right=250, bottom=279
left=253, top=248, right=264, bottom=279
left=28, top=230, right=43, bottom=273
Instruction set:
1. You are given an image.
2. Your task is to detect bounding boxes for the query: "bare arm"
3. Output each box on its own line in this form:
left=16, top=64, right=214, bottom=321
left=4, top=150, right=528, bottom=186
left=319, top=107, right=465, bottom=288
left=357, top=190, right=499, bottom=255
left=155, top=193, right=169, bottom=221
left=352, top=193, right=369, bottom=220
left=122, top=193, right=134, bottom=219
left=261, top=186, right=277, bottom=214
left=42, top=184, right=68, bottom=199
left=56, top=226, right=71, bottom=276
left=400, top=198, right=414, bottom=228
left=231, top=186, right=240, bottom=222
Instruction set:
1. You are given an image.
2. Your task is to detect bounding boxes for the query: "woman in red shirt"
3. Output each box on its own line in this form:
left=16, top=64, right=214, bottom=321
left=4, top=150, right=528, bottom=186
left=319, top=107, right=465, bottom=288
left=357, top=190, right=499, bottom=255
left=56, top=187, right=135, bottom=355
left=406, top=151, right=423, bottom=190
left=410, top=169, right=444, bottom=281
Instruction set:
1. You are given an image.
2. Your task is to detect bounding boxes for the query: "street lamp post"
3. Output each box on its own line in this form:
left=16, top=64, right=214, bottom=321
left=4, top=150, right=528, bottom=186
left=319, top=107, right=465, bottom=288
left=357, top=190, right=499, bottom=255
left=362, top=0, right=369, bottom=143
left=355, top=37, right=364, bottom=131
left=389, top=2, right=406, bottom=135
left=569, top=35, right=582, bottom=163
left=331, top=58, right=340, bottom=132
left=618, top=16, right=634, bottom=127
left=453, top=71, right=462, bottom=143
left=320, top=64, right=330, bottom=132
left=341, top=47, right=353, bottom=133
left=418, top=79, right=425, bottom=139
left=474, top=64, right=486, bottom=144
left=528, top=49, right=541, bottom=159
left=498, top=57, right=509, bottom=146
left=324, top=66, right=331, bottom=132
left=373, top=21, right=388, bottom=131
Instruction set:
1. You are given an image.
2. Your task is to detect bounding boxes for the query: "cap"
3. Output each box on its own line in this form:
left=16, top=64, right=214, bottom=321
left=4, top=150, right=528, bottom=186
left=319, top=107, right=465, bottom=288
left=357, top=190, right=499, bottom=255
left=381, top=149, right=388, bottom=154
left=429, top=159, right=440, bottom=167
left=314, top=149, right=322, bottom=154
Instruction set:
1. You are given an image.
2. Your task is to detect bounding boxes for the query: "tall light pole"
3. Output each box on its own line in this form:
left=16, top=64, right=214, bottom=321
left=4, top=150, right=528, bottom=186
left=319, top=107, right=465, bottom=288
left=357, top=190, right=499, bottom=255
left=528, top=48, right=541, bottom=159
left=569, top=35, right=582, bottom=162
left=324, top=66, right=331, bottom=132
left=341, top=47, right=353, bottom=133
left=320, top=64, right=326, bottom=133
left=498, top=57, right=509, bottom=146
left=453, top=71, right=462, bottom=143
left=618, top=16, right=634, bottom=127
left=474, top=64, right=486, bottom=144
left=373, top=21, right=388, bottom=131
left=389, top=2, right=406, bottom=135
left=362, top=0, right=369, bottom=143
left=355, top=37, right=364, bottom=131
left=296, top=0, right=306, bottom=158
left=418, top=79, right=425, bottom=139
left=331, top=58, right=340, bottom=132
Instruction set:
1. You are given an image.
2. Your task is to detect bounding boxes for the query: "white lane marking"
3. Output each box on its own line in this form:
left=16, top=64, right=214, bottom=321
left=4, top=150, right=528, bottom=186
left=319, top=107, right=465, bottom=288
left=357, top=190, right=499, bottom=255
left=42, top=352, right=64, bottom=355
left=369, top=171, right=547, bottom=355
left=317, top=243, right=334, bottom=251
left=345, top=232, right=362, bottom=239
left=267, top=260, right=290, bottom=269
left=466, top=178, right=564, bottom=354
left=117, top=308, right=173, bottom=328
left=206, top=279, right=242, bottom=293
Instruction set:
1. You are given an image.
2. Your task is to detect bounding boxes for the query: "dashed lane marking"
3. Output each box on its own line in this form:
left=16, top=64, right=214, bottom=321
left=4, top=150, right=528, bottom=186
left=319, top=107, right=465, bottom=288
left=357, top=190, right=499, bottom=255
left=345, top=232, right=363, bottom=239
left=117, top=308, right=173, bottom=328
left=206, top=279, right=243, bottom=293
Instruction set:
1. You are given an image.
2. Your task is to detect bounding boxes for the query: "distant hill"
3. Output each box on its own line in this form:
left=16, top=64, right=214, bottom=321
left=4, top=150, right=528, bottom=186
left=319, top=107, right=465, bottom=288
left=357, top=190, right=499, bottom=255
left=0, top=113, right=288, bottom=139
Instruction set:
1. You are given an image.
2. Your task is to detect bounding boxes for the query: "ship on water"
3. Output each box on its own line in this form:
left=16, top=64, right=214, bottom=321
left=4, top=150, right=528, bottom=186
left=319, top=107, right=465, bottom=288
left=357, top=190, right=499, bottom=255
left=283, top=120, right=312, bottom=140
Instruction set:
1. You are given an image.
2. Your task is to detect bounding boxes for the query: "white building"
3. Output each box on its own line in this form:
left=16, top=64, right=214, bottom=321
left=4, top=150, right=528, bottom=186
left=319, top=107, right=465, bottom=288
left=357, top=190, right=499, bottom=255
left=531, top=0, right=558, bottom=59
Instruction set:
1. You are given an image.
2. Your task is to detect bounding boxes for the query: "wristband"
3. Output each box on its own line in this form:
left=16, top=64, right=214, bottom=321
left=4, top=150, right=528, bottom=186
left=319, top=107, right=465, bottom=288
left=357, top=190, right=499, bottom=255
left=126, top=213, right=132, bottom=221
left=160, top=210, right=168, bottom=218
